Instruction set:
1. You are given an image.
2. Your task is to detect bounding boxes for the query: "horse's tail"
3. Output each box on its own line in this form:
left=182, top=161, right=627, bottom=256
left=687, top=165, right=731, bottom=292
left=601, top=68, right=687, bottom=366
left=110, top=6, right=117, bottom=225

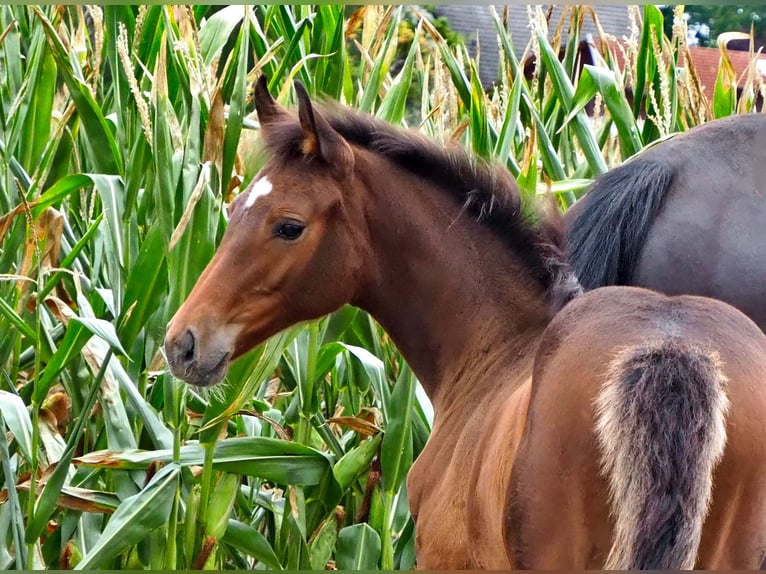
left=567, top=159, right=674, bottom=290
left=595, top=340, right=730, bottom=570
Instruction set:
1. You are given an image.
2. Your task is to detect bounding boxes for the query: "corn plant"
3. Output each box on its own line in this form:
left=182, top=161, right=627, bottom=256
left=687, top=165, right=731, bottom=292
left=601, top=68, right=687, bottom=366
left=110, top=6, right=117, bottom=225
left=0, top=5, right=434, bottom=569
left=422, top=5, right=764, bottom=208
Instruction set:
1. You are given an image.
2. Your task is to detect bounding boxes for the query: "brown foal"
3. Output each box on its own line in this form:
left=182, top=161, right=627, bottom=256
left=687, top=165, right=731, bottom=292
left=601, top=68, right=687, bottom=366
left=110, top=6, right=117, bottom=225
left=164, top=78, right=766, bottom=569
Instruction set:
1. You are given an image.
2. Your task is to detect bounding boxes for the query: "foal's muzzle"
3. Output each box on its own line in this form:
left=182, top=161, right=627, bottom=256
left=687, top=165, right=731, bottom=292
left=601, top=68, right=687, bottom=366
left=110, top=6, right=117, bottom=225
left=164, top=326, right=231, bottom=387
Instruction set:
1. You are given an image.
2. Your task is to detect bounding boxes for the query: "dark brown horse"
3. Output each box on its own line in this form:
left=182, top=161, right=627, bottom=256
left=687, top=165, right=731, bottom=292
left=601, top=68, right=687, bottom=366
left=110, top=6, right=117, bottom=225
left=164, top=78, right=766, bottom=569
left=565, top=113, right=766, bottom=331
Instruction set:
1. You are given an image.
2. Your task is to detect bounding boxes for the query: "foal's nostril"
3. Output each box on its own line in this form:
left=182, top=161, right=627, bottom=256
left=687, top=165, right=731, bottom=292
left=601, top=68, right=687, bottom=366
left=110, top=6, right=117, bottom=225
left=178, top=329, right=196, bottom=364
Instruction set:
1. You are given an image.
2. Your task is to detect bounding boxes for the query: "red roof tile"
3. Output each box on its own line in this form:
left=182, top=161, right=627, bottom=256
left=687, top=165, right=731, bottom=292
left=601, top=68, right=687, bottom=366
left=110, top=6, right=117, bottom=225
left=679, top=46, right=765, bottom=94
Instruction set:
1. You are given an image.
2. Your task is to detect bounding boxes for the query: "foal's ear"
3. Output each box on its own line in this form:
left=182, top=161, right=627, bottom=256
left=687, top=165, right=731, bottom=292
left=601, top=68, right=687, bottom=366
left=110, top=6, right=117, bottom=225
left=294, top=81, right=354, bottom=180
left=253, top=75, right=286, bottom=125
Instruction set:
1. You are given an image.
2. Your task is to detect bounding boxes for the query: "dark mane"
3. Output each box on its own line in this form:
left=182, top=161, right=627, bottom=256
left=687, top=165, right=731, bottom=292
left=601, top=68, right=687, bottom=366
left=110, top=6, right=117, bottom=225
left=260, top=103, right=581, bottom=309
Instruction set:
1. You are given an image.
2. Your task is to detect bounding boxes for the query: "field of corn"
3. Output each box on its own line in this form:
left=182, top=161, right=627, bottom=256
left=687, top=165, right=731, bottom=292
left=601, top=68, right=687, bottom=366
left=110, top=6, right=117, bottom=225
left=0, top=4, right=763, bottom=570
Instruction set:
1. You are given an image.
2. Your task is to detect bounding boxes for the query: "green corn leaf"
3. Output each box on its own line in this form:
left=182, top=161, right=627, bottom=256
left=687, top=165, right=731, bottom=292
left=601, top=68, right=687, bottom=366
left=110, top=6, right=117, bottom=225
left=204, top=472, right=240, bottom=540
left=713, top=33, right=750, bottom=119
left=517, top=147, right=539, bottom=196
left=33, top=321, right=91, bottom=404
left=32, top=174, right=92, bottom=217
left=309, top=514, right=338, bottom=570
left=88, top=174, right=127, bottom=310
left=1, top=7, right=24, bottom=98
left=283, top=323, right=319, bottom=417
left=637, top=5, right=664, bottom=142
left=0, top=136, right=33, bottom=195
left=152, top=36, right=178, bottom=249
left=468, top=60, right=491, bottom=158
left=32, top=7, right=122, bottom=176
left=336, top=523, right=381, bottom=571
left=0, top=297, right=36, bottom=347
left=75, top=436, right=332, bottom=486
left=566, top=65, right=643, bottom=158
left=281, top=485, right=311, bottom=569
left=74, top=463, right=180, bottom=570
left=269, top=5, right=313, bottom=90
left=268, top=17, right=313, bottom=96
left=26, top=350, right=114, bottom=544
left=318, top=6, right=346, bottom=99
left=0, top=390, right=34, bottom=464
left=248, top=13, right=278, bottom=83
left=166, top=164, right=219, bottom=321
left=118, top=223, right=167, bottom=349
left=491, top=7, right=568, bottom=181
left=433, top=42, right=471, bottom=111
left=101, top=5, right=132, bottom=154
left=133, top=5, right=163, bottom=70
left=182, top=484, right=201, bottom=566
left=321, top=305, right=359, bottom=345
left=565, top=69, right=598, bottom=124
left=535, top=29, right=606, bottom=175
left=315, top=342, right=349, bottom=383
left=667, top=35, right=680, bottom=131
left=51, top=287, right=171, bottom=450
left=634, top=5, right=656, bottom=118
left=340, top=343, right=389, bottom=417
left=0, top=411, right=27, bottom=568
left=223, top=519, right=283, bottom=570
left=199, top=5, right=245, bottom=65
left=494, top=72, right=523, bottom=175
left=18, top=42, right=55, bottom=172
left=521, top=94, right=566, bottom=181
left=380, top=364, right=415, bottom=494
left=334, top=433, right=382, bottom=491
left=221, top=6, right=250, bottom=196
left=358, top=7, right=402, bottom=114
left=544, top=178, right=594, bottom=198
left=86, top=337, right=173, bottom=450
left=70, top=317, right=128, bottom=356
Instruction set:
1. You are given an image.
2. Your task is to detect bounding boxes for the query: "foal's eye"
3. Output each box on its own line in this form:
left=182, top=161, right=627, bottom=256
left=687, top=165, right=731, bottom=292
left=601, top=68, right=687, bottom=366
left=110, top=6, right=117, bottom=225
left=273, top=220, right=305, bottom=240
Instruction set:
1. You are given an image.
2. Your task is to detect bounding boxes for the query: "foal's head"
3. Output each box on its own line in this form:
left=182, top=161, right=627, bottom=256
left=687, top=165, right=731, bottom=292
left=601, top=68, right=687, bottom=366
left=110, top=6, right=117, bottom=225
left=164, top=79, right=367, bottom=386
left=165, top=78, right=579, bottom=387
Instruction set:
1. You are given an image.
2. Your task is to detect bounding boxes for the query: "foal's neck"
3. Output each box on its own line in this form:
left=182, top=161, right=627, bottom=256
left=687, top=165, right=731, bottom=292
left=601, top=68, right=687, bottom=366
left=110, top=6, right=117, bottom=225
left=351, top=150, right=553, bottom=412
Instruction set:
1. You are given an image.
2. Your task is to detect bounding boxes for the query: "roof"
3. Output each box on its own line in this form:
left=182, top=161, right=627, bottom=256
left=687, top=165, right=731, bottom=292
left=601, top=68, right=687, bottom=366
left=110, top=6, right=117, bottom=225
left=433, top=5, right=634, bottom=85
left=679, top=45, right=766, bottom=96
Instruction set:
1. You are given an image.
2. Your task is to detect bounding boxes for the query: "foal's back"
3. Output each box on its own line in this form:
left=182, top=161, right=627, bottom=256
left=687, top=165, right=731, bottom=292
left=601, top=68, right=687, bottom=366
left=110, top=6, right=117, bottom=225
left=507, top=285, right=766, bottom=568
